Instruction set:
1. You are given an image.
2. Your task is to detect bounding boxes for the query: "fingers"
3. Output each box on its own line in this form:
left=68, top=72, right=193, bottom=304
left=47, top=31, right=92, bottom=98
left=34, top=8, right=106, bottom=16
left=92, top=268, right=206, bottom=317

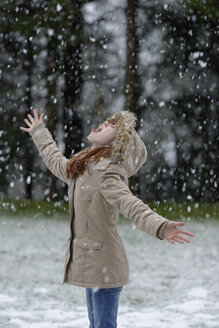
left=177, top=229, right=195, bottom=237
left=174, top=222, right=185, bottom=226
left=174, top=237, right=184, bottom=244
left=20, top=126, right=30, bottom=132
left=39, top=113, right=45, bottom=121
left=27, top=113, right=35, bottom=123
left=168, top=237, right=184, bottom=244
left=32, top=108, right=39, bottom=121
left=176, top=235, right=190, bottom=243
left=24, top=118, right=32, bottom=127
left=168, top=233, right=194, bottom=245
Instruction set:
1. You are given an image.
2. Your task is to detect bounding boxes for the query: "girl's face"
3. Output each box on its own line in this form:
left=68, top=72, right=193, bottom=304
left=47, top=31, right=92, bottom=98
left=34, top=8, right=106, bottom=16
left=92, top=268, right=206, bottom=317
left=87, top=121, right=117, bottom=147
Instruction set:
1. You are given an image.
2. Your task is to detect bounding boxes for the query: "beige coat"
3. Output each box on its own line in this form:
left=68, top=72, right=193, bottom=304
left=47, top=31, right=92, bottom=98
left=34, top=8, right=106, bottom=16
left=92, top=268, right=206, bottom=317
left=29, top=122, right=169, bottom=288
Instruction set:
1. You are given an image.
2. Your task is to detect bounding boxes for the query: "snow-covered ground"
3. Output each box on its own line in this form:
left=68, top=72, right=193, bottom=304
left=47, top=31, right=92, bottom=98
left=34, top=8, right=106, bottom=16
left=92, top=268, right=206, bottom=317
left=0, top=215, right=218, bottom=328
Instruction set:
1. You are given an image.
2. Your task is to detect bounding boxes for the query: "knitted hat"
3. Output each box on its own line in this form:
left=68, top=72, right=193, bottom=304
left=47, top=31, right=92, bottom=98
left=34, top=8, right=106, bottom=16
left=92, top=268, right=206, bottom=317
left=105, top=110, right=137, bottom=161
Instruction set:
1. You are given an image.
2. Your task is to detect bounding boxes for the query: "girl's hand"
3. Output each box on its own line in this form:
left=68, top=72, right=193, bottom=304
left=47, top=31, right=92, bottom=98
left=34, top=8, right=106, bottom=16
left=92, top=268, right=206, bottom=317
left=163, top=221, right=195, bottom=244
left=20, top=109, right=45, bottom=132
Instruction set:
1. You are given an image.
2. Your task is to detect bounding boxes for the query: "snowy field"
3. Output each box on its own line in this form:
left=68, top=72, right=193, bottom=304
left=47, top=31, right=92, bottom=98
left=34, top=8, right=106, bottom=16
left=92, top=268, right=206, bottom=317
left=0, top=215, right=219, bottom=328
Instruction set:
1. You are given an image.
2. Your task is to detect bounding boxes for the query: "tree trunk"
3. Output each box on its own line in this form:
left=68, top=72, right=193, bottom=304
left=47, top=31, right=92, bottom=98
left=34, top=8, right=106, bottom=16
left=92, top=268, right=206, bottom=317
left=23, top=37, right=34, bottom=199
left=44, top=54, right=59, bottom=201
left=124, top=0, right=143, bottom=197
left=63, top=5, right=84, bottom=160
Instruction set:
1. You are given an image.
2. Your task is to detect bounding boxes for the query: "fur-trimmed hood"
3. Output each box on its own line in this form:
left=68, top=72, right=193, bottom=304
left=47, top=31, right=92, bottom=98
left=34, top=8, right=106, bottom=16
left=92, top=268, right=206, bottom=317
left=119, top=127, right=147, bottom=178
left=95, top=110, right=147, bottom=178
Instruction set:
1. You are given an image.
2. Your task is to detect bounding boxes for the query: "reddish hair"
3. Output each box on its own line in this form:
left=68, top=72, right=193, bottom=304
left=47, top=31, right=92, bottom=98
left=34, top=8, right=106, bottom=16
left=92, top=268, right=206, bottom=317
left=66, top=144, right=113, bottom=179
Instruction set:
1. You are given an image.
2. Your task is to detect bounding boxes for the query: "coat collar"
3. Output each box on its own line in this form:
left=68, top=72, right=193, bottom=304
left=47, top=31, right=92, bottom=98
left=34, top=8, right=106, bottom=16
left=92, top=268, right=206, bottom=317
left=92, top=157, right=118, bottom=171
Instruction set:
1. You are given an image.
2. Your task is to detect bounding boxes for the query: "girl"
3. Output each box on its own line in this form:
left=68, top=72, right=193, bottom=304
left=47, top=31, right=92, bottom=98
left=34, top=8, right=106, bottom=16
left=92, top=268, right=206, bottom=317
left=20, top=109, right=194, bottom=328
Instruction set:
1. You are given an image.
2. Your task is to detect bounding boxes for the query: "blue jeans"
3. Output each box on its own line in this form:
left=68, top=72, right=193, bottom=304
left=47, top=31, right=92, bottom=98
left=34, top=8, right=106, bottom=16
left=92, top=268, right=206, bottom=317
left=85, top=286, right=123, bottom=328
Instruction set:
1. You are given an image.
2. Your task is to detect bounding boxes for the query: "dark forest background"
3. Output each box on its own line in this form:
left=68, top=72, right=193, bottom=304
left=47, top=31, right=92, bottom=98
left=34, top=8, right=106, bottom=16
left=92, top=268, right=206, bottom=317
left=0, top=0, right=218, bottom=204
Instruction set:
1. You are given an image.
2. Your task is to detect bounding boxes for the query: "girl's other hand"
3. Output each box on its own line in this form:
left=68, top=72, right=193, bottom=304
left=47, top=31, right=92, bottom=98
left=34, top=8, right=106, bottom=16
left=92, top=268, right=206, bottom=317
left=20, top=109, right=45, bottom=132
left=163, top=221, right=195, bottom=244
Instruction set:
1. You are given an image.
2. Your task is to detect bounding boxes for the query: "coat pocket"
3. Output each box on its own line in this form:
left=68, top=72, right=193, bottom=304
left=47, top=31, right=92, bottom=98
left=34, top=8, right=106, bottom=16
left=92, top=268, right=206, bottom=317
left=102, top=197, right=114, bottom=212
left=73, top=237, right=103, bottom=250
left=85, top=190, right=98, bottom=202
left=102, top=197, right=118, bottom=227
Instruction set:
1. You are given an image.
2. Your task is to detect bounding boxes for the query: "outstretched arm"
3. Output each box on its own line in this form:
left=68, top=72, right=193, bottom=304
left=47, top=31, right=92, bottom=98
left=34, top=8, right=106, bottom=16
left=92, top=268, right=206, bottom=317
left=20, top=109, right=69, bottom=184
left=99, top=163, right=195, bottom=244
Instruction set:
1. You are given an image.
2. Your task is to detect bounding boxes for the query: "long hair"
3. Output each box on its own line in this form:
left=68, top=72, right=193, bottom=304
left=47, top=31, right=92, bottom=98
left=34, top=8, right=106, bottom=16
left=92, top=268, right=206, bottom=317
left=66, top=144, right=113, bottom=179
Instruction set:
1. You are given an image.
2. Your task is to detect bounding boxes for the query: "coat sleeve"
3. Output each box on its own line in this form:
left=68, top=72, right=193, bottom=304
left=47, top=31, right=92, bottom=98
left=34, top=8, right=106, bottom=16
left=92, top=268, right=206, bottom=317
left=98, top=163, right=170, bottom=240
left=29, top=122, right=69, bottom=184
left=156, top=220, right=169, bottom=239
